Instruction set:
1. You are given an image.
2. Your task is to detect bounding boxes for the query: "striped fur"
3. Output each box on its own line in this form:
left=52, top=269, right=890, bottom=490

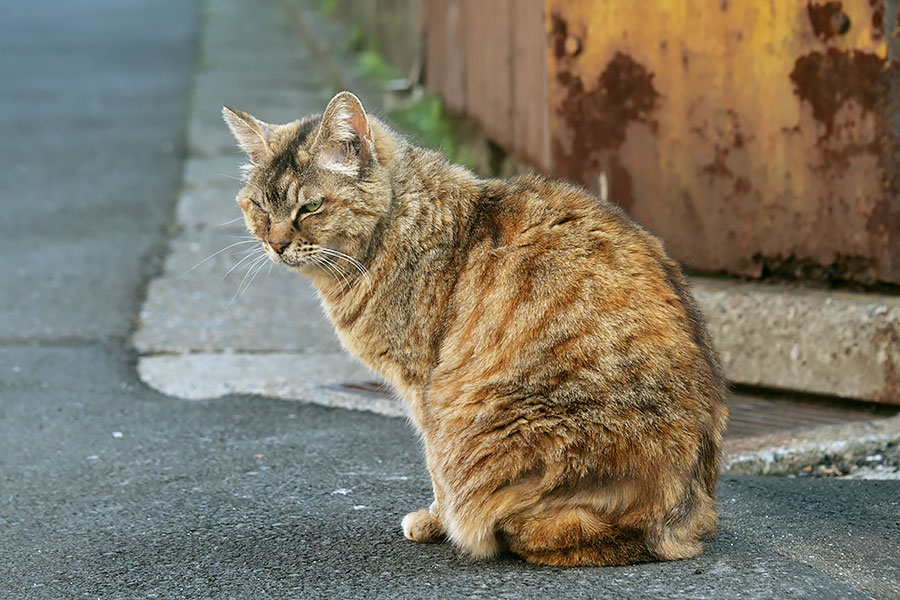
left=225, top=92, right=728, bottom=566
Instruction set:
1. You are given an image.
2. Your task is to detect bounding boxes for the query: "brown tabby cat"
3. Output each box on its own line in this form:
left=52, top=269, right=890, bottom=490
left=223, top=91, right=728, bottom=567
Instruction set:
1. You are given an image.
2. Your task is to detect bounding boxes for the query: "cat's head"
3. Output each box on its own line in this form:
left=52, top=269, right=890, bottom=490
left=223, top=91, right=390, bottom=280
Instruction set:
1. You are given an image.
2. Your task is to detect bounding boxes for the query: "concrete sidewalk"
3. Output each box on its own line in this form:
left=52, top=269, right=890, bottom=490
left=134, top=0, right=388, bottom=415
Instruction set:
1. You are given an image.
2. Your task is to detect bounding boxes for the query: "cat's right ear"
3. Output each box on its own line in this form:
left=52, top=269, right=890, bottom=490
left=222, top=106, right=274, bottom=163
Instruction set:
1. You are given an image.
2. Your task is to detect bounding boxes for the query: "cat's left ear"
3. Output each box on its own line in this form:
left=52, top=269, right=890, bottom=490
left=312, top=91, right=376, bottom=177
left=222, top=106, right=274, bottom=162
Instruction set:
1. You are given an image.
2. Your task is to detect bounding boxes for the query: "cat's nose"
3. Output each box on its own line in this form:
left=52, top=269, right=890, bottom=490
left=268, top=240, right=289, bottom=254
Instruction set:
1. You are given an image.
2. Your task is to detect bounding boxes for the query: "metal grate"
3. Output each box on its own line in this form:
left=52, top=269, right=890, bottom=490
left=725, top=392, right=896, bottom=439
left=326, top=381, right=899, bottom=440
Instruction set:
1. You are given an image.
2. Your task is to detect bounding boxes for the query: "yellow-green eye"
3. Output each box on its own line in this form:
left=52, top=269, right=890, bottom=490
left=300, top=198, right=323, bottom=214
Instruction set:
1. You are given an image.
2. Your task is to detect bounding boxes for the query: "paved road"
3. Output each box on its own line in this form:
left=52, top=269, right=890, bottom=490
left=1, top=1, right=898, bottom=599
left=5, top=352, right=900, bottom=599
left=0, top=0, right=195, bottom=342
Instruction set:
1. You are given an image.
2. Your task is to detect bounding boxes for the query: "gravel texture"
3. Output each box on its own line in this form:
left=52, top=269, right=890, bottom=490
left=793, top=440, right=900, bottom=480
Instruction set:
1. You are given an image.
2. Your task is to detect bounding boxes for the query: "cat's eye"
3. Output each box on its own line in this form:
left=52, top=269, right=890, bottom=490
left=299, top=198, right=324, bottom=214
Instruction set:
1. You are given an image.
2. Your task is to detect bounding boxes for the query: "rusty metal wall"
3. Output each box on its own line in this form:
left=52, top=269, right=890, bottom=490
left=425, top=0, right=900, bottom=285
left=547, top=0, right=900, bottom=284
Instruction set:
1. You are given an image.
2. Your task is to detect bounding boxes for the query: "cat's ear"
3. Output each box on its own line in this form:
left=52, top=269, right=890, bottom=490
left=222, top=106, right=274, bottom=162
left=311, top=91, right=375, bottom=177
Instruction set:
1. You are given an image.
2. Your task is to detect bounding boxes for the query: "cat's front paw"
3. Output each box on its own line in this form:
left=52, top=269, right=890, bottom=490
left=401, top=508, right=445, bottom=543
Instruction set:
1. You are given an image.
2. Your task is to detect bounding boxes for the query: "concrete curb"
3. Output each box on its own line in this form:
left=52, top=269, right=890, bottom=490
left=693, top=278, right=900, bottom=405
left=138, top=352, right=404, bottom=417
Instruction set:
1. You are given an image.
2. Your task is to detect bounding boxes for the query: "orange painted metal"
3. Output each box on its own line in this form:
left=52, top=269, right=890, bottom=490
left=545, top=0, right=900, bottom=284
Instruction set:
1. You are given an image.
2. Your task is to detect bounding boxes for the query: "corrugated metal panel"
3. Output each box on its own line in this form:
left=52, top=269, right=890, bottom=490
left=423, top=0, right=467, bottom=113
left=424, top=0, right=551, bottom=171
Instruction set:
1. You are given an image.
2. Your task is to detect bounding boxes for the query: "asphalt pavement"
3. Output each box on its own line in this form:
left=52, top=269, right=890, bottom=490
left=1, top=1, right=898, bottom=599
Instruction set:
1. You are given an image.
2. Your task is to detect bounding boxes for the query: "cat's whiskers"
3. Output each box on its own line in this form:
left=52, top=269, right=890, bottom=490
left=320, top=253, right=359, bottom=293
left=226, top=253, right=269, bottom=307
left=317, top=247, right=373, bottom=291
left=320, top=247, right=370, bottom=280
left=187, top=239, right=258, bottom=274
left=222, top=247, right=266, bottom=279
left=311, top=254, right=354, bottom=293
left=240, top=254, right=270, bottom=298
left=215, top=172, right=245, bottom=183
left=237, top=253, right=270, bottom=299
left=215, top=216, right=245, bottom=227
left=316, top=254, right=353, bottom=293
left=309, top=255, right=338, bottom=286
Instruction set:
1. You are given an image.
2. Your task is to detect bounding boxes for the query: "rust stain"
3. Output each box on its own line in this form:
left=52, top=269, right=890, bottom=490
left=790, top=46, right=900, bottom=282
left=789, top=48, right=896, bottom=136
left=543, top=0, right=899, bottom=287
left=807, top=2, right=850, bottom=40
left=694, top=109, right=752, bottom=204
left=733, top=176, right=752, bottom=196
left=869, top=0, right=884, bottom=39
left=549, top=12, right=570, bottom=60
left=700, top=146, right=733, bottom=178
left=551, top=15, right=660, bottom=211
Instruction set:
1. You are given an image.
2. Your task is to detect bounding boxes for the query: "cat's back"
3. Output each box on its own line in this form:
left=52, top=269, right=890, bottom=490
left=472, top=172, right=690, bottom=319
left=476, top=173, right=665, bottom=275
left=439, top=172, right=723, bottom=409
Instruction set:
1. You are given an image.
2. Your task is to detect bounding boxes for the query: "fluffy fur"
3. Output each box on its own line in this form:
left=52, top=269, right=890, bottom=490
left=223, top=92, right=728, bottom=566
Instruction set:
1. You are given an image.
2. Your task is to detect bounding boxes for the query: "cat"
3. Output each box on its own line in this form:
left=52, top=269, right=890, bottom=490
left=223, top=91, right=728, bottom=567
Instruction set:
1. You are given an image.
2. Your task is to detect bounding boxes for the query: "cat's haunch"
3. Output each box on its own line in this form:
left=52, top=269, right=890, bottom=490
left=224, top=91, right=728, bottom=567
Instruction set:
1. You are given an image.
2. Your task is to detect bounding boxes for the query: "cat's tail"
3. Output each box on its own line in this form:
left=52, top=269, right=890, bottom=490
left=490, top=470, right=718, bottom=566
left=440, top=480, right=716, bottom=566
left=500, top=507, right=655, bottom=567
left=645, top=480, right=718, bottom=561
left=442, top=495, right=655, bottom=566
